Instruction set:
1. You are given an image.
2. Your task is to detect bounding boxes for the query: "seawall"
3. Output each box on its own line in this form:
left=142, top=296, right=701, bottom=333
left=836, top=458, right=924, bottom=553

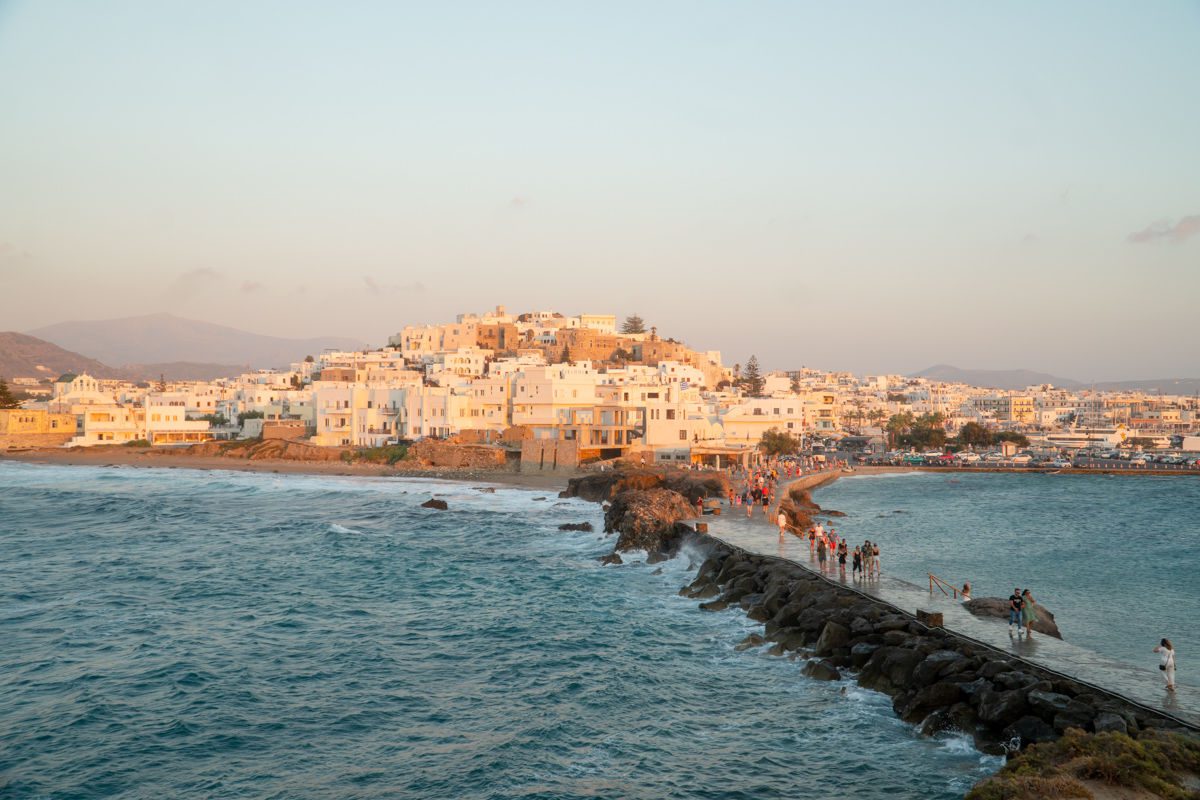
left=677, top=529, right=1197, bottom=755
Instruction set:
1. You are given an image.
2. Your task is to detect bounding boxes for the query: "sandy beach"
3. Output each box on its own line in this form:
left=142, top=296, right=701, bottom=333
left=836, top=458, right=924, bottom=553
left=0, top=446, right=572, bottom=491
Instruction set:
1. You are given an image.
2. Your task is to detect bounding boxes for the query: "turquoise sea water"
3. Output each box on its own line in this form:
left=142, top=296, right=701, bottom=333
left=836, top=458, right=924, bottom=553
left=0, top=462, right=999, bottom=799
left=816, top=471, right=1200, bottom=669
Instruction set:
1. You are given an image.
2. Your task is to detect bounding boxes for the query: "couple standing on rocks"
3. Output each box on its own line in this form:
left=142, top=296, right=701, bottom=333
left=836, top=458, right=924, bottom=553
left=1008, top=588, right=1040, bottom=638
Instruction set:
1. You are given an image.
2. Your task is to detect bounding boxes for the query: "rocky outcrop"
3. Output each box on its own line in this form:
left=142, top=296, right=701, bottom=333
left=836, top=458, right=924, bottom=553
left=605, top=489, right=696, bottom=553
left=420, top=498, right=448, bottom=510
left=676, top=538, right=1191, bottom=756
left=561, top=468, right=731, bottom=504
left=558, top=522, right=594, bottom=532
left=964, top=597, right=1062, bottom=639
left=777, top=482, right=842, bottom=533
left=173, top=439, right=350, bottom=461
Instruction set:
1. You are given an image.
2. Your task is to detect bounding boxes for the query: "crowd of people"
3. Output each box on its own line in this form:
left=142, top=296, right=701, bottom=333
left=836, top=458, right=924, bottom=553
left=717, top=456, right=1181, bottom=694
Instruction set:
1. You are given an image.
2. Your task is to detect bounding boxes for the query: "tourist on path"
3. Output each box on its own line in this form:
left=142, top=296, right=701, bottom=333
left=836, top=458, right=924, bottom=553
left=851, top=546, right=862, bottom=578
left=960, top=582, right=972, bottom=602
left=837, top=540, right=847, bottom=573
left=1021, top=589, right=1039, bottom=637
left=1008, top=588, right=1024, bottom=637
left=776, top=511, right=788, bottom=537
left=817, top=537, right=827, bottom=569
left=1153, top=639, right=1176, bottom=691
left=870, top=542, right=881, bottom=578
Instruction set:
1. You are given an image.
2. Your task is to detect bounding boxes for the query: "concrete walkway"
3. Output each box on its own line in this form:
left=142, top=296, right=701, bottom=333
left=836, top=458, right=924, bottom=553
left=706, top=471, right=1199, bottom=729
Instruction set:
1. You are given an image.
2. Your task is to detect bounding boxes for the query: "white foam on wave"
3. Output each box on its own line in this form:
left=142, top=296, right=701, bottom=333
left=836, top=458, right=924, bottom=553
left=328, top=523, right=364, bottom=534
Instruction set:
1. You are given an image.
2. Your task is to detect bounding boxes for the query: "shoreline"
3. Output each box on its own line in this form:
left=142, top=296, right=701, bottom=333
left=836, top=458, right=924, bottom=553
left=0, top=447, right=572, bottom=491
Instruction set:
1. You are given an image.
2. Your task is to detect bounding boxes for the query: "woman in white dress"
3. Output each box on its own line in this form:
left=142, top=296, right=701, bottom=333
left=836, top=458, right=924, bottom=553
left=1153, top=639, right=1176, bottom=691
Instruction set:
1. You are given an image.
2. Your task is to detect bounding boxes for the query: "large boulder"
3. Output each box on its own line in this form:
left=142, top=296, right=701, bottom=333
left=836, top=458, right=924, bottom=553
left=420, top=498, right=449, bottom=510
left=860, top=647, right=924, bottom=693
left=813, top=621, right=851, bottom=657
left=912, top=650, right=969, bottom=687
left=802, top=659, right=842, bottom=681
left=977, top=687, right=1029, bottom=727
left=1002, top=715, right=1058, bottom=749
left=963, top=597, right=1062, bottom=639
left=606, top=490, right=696, bottom=552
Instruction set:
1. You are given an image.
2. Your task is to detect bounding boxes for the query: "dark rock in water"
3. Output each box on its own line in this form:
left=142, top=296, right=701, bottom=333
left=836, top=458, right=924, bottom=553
left=651, top=567, right=663, bottom=576
left=646, top=551, right=669, bottom=565
left=1003, top=715, right=1057, bottom=749
left=921, top=702, right=977, bottom=736
left=699, top=600, right=729, bottom=612
left=1093, top=711, right=1128, bottom=735
left=814, top=621, right=850, bottom=657
left=896, top=682, right=963, bottom=722
left=420, top=499, right=449, bottom=510
left=532, top=497, right=546, bottom=501
left=977, top=687, right=1029, bottom=726
left=605, top=489, right=696, bottom=552
left=963, top=597, right=1062, bottom=639
left=860, top=647, right=924, bottom=693
left=850, top=642, right=880, bottom=668
left=819, top=509, right=847, bottom=517
left=802, top=659, right=842, bottom=681
left=735, top=633, right=766, bottom=652
left=558, top=522, right=594, bottom=532
left=912, top=650, right=968, bottom=687
left=598, top=552, right=623, bottom=566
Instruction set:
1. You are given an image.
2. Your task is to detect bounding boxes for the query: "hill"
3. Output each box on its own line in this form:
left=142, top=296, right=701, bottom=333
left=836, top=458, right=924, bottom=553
left=28, top=313, right=368, bottom=369
left=0, top=332, right=116, bottom=380
left=912, top=364, right=1081, bottom=390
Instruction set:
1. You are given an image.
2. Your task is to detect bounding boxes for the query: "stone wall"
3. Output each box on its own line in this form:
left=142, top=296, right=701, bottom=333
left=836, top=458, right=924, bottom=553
left=520, top=439, right=580, bottom=471
left=407, top=438, right=508, bottom=469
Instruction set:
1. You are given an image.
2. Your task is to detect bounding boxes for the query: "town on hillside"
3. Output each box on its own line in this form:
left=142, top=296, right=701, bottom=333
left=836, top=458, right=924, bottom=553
left=3, top=306, right=1200, bottom=468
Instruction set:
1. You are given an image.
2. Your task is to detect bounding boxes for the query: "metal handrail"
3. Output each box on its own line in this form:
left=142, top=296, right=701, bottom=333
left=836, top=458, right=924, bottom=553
left=929, top=572, right=961, bottom=599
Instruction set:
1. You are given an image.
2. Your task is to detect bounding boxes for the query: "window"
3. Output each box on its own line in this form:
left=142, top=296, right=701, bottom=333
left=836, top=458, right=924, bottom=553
left=679, top=429, right=687, bottom=440
left=666, top=409, right=676, bottom=420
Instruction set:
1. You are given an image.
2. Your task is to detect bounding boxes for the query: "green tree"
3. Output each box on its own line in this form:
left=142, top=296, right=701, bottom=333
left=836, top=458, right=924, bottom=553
left=957, top=421, right=992, bottom=448
left=621, top=314, right=646, bottom=334
left=759, top=427, right=802, bottom=456
left=0, top=379, right=21, bottom=409
left=304, top=355, right=315, bottom=363
left=886, top=411, right=915, bottom=448
left=559, top=345, right=571, bottom=363
left=198, top=412, right=230, bottom=427
left=739, top=355, right=765, bottom=397
left=789, top=373, right=801, bottom=393
left=993, top=430, right=1030, bottom=447
left=237, top=410, right=265, bottom=426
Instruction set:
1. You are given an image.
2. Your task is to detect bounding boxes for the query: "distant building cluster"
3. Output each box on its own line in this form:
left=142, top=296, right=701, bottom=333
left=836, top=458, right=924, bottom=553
left=4, top=305, right=1200, bottom=461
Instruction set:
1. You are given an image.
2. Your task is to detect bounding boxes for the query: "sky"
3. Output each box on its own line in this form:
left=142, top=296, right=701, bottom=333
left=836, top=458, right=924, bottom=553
left=1, top=1, right=1198, bottom=381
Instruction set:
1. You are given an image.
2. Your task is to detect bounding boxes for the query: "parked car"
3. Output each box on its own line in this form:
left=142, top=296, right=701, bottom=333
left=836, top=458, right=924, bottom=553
left=1009, top=454, right=1033, bottom=464
left=901, top=454, right=926, bottom=466
left=1047, top=459, right=1072, bottom=468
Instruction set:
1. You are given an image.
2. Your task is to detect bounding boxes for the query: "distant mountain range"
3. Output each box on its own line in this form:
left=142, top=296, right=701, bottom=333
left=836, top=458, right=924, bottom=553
left=0, top=332, right=114, bottom=381
left=27, top=313, right=368, bottom=371
left=912, top=364, right=1200, bottom=394
left=0, top=332, right=249, bottom=382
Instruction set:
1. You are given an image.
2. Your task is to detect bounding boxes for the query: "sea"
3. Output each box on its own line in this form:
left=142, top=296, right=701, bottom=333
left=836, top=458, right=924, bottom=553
left=816, top=470, right=1200, bottom=670
left=0, top=462, right=1000, bottom=800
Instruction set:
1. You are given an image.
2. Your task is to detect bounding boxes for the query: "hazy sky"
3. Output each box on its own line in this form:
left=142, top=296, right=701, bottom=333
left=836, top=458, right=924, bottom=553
left=2, top=1, right=1198, bottom=380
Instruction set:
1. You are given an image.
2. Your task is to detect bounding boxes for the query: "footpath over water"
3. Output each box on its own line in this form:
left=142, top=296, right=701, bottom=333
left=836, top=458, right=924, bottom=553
left=706, top=470, right=1199, bottom=729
